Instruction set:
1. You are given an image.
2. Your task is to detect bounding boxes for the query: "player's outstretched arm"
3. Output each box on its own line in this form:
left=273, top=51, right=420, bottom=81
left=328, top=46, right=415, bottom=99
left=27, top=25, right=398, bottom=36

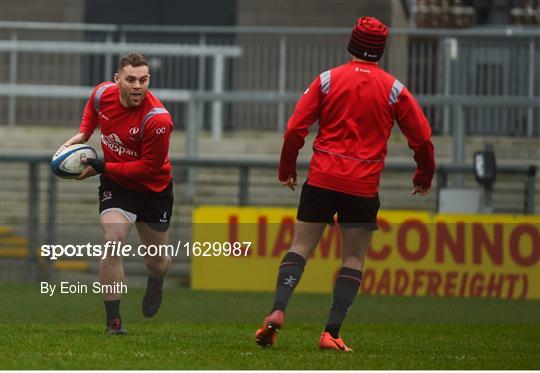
left=278, top=77, right=321, bottom=189
left=281, top=176, right=298, bottom=191
left=411, top=184, right=430, bottom=196
left=394, top=85, right=435, bottom=196
left=60, top=132, right=88, bottom=148
left=57, top=84, right=98, bottom=155
left=54, top=132, right=89, bottom=159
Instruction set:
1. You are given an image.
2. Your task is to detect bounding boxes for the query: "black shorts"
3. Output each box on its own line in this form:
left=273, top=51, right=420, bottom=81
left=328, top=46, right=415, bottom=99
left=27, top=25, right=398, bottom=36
left=98, top=176, right=173, bottom=232
left=297, top=181, right=380, bottom=230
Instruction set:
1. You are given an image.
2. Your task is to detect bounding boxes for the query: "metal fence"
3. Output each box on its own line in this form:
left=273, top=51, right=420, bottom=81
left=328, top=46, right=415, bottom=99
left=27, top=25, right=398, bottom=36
left=0, top=154, right=536, bottom=282
left=0, top=154, right=536, bottom=252
left=1, top=21, right=539, bottom=136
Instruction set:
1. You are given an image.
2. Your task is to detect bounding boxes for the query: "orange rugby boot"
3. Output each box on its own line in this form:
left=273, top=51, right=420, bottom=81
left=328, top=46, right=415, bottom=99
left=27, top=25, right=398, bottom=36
left=319, top=332, right=352, bottom=352
left=255, top=310, right=285, bottom=347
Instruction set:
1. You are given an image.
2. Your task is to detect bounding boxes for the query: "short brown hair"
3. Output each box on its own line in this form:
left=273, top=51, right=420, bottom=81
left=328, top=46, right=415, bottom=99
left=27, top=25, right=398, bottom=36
left=117, top=52, right=149, bottom=72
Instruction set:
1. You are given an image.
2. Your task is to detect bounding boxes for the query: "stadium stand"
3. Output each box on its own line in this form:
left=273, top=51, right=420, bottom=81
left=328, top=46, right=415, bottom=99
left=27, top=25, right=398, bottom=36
left=414, top=0, right=540, bottom=27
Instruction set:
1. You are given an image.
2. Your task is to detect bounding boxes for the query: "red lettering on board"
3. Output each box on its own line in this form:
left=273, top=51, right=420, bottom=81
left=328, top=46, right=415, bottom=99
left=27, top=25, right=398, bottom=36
left=470, top=273, right=485, bottom=297
left=459, top=272, right=469, bottom=297
left=376, top=269, right=390, bottom=295
left=272, top=217, right=295, bottom=257
left=257, top=216, right=267, bottom=256
left=444, top=271, right=458, bottom=297
left=394, top=268, right=409, bottom=295
left=509, top=224, right=540, bottom=266
left=486, top=274, right=504, bottom=298
left=411, top=270, right=426, bottom=295
left=398, top=220, right=429, bottom=261
left=228, top=215, right=238, bottom=244
left=361, top=269, right=375, bottom=294
left=436, top=222, right=465, bottom=264
left=520, top=274, right=528, bottom=300
left=426, top=271, right=442, bottom=296
left=506, top=274, right=519, bottom=299
left=319, top=225, right=341, bottom=259
left=368, top=218, right=391, bottom=260
left=472, top=223, right=503, bottom=265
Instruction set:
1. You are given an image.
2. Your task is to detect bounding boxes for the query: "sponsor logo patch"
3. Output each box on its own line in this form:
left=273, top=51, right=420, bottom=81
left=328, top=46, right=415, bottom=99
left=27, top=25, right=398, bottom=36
left=101, top=133, right=139, bottom=157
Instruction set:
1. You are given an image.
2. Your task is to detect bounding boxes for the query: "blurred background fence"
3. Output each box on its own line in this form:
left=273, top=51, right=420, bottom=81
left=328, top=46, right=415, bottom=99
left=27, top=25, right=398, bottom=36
left=0, top=154, right=536, bottom=245
left=1, top=21, right=539, bottom=136
left=0, top=153, right=536, bottom=282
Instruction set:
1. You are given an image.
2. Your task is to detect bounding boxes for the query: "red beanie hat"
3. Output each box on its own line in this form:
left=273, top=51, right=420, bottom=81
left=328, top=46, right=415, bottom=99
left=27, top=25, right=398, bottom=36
left=347, top=17, right=389, bottom=62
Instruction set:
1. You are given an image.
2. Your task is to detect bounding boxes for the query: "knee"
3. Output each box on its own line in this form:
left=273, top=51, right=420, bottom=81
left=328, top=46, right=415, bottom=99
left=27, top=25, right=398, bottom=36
left=289, top=242, right=315, bottom=259
left=341, top=254, right=363, bottom=270
left=101, top=254, right=123, bottom=267
left=103, top=230, right=126, bottom=244
left=145, top=256, right=171, bottom=277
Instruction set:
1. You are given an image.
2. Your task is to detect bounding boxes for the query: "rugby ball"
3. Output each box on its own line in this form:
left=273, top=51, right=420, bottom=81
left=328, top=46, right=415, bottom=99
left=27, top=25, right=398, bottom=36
left=51, top=144, right=98, bottom=179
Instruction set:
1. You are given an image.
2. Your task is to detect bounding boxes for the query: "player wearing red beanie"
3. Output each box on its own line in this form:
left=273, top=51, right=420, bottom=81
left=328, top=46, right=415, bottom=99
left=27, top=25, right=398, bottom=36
left=256, top=17, right=435, bottom=352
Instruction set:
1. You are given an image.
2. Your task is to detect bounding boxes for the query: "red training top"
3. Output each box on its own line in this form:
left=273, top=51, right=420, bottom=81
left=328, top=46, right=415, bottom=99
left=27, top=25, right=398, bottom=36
left=279, top=60, right=435, bottom=197
left=80, top=82, right=173, bottom=193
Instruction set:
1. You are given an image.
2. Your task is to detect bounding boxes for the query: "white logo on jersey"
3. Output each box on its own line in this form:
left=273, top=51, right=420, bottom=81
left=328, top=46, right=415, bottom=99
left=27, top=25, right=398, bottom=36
left=105, top=133, right=124, bottom=146
left=129, top=127, right=140, bottom=135
left=156, top=127, right=166, bottom=135
left=98, top=111, right=110, bottom=120
left=304, top=88, right=310, bottom=94
left=355, top=67, right=371, bottom=73
left=159, top=212, right=168, bottom=223
left=101, top=133, right=139, bottom=157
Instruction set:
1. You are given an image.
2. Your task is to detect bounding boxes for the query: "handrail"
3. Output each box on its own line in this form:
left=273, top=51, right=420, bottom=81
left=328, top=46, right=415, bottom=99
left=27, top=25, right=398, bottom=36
left=0, top=21, right=118, bottom=32
left=1, top=84, right=538, bottom=107
left=2, top=21, right=540, bottom=37
left=0, top=40, right=242, bottom=56
left=0, top=153, right=535, bottom=246
left=0, top=40, right=242, bottom=132
left=0, top=153, right=535, bottom=175
left=118, top=25, right=540, bottom=37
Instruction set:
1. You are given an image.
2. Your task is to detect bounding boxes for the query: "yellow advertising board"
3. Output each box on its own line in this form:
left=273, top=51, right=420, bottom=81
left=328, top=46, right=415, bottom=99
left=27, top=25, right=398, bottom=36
left=192, top=206, right=540, bottom=300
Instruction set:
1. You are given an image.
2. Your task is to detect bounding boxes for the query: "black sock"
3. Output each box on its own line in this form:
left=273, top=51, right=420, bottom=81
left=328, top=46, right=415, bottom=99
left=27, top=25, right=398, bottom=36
left=104, top=300, right=121, bottom=324
left=148, top=273, right=164, bottom=287
left=271, top=252, right=306, bottom=313
left=324, top=267, right=363, bottom=338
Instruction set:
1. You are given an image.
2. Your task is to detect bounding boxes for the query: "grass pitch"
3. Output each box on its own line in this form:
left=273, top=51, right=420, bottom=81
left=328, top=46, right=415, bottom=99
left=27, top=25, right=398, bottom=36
left=1, top=283, right=539, bottom=369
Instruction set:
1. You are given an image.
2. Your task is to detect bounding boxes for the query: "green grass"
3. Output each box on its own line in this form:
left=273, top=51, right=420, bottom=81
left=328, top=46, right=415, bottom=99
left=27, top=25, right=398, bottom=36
left=1, top=283, right=539, bottom=369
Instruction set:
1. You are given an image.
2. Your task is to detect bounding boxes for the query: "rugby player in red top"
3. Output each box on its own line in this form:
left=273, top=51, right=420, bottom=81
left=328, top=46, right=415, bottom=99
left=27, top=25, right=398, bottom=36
left=58, top=53, right=174, bottom=334
left=255, top=17, right=435, bottom=351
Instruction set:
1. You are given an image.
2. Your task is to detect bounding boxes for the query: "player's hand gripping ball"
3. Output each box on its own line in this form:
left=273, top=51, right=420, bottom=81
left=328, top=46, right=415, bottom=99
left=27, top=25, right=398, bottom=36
left=51, top=144, right=98, bottom=179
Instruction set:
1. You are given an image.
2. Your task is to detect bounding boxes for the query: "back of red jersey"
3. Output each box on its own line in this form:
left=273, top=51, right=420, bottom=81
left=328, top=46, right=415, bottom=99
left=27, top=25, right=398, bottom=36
left=280, top=60, right=434, bottom=196
left=80, top=82, right=174, bottom=193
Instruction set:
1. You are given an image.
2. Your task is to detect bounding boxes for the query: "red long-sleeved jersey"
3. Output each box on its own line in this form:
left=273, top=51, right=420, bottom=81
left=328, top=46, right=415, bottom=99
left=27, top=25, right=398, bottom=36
left=279, top=60, right=435, bottom=197
left=80, top=82, right=173, bottom=193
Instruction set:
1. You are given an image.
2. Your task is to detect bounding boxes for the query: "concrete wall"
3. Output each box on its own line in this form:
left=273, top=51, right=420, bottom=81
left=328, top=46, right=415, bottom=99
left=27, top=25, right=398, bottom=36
left=0, top=0, right=84, bottom=23
left=237, top=0, right=393, bottom=27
